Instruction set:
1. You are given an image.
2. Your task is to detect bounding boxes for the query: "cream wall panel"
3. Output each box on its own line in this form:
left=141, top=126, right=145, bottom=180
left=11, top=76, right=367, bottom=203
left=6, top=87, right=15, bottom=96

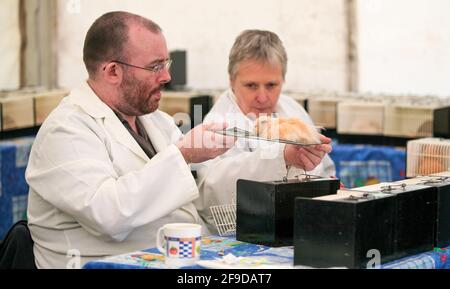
left=0, top=0, right=20, bottom=90
left=358, top=0, right=450, bottom=97
left=57, top=0, right=347, bottom=93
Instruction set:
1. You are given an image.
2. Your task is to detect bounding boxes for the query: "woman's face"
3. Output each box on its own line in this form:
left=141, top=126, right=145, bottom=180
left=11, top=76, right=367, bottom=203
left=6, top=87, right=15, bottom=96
left=230, top=59, right=284, bottom=117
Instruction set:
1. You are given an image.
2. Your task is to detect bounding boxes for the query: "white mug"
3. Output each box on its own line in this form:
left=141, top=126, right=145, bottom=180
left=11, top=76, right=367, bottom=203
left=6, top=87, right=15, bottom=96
left=156, top=223, right=202, bottom=268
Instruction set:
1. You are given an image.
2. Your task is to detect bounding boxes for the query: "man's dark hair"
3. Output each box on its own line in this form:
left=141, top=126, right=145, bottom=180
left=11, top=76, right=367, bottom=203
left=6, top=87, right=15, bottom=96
left=83, top=11, right=161, bottom=78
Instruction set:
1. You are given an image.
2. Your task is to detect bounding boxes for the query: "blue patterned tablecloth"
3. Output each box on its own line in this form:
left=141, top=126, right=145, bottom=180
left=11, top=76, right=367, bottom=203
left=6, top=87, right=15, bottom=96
left=0, top=137, right=34, bottom=240
left=330, top=143, right=406, bottom=188
left=83, top=235, right=450, bottom=269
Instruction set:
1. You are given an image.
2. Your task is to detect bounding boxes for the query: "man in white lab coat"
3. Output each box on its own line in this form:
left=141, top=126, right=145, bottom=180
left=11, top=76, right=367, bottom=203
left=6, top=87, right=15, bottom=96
left=25, top=12, right=234, bottom=269
left=194, top=30, right=336, bottom=233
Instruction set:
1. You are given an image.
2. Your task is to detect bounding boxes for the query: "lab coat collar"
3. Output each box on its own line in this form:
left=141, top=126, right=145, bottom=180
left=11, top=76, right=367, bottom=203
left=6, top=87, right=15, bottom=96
left=70, top=81, right=112, bottom=119
left=70, top=81, right=150, bottom=162
left=138, top=114, right=168, bottom=153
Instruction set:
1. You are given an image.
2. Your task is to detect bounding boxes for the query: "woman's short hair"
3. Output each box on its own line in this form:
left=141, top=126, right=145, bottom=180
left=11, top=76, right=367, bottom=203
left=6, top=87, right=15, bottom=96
left=228, top=29, right=288, bottom=80
left=83, top=11, right=161, bottom=78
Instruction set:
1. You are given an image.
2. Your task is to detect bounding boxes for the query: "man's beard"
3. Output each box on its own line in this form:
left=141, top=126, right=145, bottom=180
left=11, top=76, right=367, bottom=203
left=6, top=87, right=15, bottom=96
left=119, top=73, right=161, bottom=116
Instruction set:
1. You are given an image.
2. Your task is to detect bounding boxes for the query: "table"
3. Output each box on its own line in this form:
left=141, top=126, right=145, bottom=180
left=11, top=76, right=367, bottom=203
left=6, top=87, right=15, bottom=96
left=0, top=136, right=34, bottom=240
left=329, top=143, right=406, bottom=188
left=0, top=137, right=406, bottom=239
left=83, top=235, right=450, bottom=269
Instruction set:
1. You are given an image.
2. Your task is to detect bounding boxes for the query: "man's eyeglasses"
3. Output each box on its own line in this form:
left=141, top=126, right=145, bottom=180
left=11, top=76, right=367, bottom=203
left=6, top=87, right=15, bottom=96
left=105, top=59, right=172, bottom=73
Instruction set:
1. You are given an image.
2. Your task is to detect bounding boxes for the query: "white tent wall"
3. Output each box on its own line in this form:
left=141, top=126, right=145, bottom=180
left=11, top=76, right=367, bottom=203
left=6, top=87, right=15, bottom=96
left=0, top=0, right=20, bottom=90
left=3, top=0, right=450, bottom=97
left=358, top=0, right=450, bottom=97
left=56, top=0, right=348, bottom=92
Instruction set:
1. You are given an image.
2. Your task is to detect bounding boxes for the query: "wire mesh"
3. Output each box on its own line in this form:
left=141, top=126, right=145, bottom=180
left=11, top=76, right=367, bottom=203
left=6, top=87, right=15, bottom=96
left=210, top=204, right=236, bottom=236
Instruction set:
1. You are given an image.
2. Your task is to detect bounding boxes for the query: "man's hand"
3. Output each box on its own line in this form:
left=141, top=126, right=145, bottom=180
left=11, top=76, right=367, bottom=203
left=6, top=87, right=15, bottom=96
left=177, top=123, right=236, bottom=164
left=284, top=134, right=332, bottom=171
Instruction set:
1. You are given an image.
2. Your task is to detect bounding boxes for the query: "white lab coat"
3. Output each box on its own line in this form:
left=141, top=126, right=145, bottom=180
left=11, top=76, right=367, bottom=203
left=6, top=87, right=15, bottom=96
left=194, top=89, right=336, bottom=233
left=26, top=81, right=206, bottom=269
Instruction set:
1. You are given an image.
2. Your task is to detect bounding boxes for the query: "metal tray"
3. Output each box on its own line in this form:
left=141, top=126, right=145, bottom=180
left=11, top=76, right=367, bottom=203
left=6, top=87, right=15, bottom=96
left=211, top=127, right=321, bottom=146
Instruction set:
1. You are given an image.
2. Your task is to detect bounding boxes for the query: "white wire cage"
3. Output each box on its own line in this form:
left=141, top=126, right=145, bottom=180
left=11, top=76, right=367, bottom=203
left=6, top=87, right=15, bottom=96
left=209, top=191, right=237, bottom=236
left=407, top=138, right=450, bottom=178
left=210, top=204, right=236, bottom=236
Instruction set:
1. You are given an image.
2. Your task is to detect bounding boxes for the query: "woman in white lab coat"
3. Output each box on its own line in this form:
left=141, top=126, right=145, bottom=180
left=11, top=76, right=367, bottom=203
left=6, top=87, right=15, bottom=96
left=194, top=30, right=336, bottom=233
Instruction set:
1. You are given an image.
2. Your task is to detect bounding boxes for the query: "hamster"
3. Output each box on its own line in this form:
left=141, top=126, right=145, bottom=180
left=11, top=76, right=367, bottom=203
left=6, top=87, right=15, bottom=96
left=254, top=115, right=320, bottom=144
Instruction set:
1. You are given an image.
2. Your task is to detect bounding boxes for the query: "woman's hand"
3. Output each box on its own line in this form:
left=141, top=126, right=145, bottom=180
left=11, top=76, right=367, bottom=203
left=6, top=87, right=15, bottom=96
left=284, top=134, right=332, bottom=170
